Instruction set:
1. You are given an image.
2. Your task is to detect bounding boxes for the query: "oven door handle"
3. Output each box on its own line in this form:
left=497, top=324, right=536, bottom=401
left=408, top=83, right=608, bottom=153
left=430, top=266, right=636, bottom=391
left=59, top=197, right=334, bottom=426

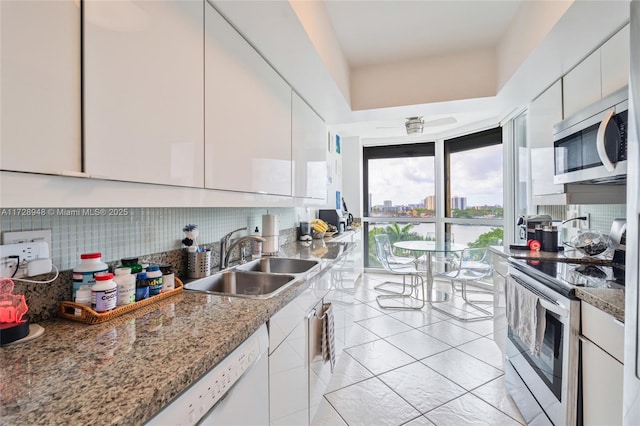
left=539, top=298, right=569, bottom=319
left=596, top=109, right=616, bottom=172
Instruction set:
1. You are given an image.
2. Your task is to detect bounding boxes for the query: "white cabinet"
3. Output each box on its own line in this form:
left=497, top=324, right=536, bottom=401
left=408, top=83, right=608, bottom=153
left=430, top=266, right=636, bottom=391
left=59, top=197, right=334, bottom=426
left=580, top=302, right=624, bottom=425
left=204, top=4, right=292, bottom=196
left=292, top=93, right=327, bottom=200
left=563, top=24, right=630, bottom=118
left=0, top=0, right=81, bottom=174
left=491, top=249, right=508, bottom=361
left=83, top=0, right=204, bottom=187
left=529, top=80, right=563, bottom=197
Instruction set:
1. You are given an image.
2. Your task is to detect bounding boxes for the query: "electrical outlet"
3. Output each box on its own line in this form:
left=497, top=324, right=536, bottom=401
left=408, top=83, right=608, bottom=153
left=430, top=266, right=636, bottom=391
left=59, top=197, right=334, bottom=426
left=0, top=241, right=50, bottom=279
left=581, top=213, right=590, bottom=230
left=3, top=229, right=52, bottom=248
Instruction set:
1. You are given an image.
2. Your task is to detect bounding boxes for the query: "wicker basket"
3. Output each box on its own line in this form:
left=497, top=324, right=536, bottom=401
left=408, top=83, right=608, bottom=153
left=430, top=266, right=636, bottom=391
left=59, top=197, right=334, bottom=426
left=59, top=278, right=183, bottom=325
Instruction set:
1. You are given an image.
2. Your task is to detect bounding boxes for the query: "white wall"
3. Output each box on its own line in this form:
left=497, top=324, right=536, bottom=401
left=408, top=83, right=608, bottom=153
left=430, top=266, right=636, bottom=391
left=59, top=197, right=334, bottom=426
left=340, top=136, right=362, bottom=218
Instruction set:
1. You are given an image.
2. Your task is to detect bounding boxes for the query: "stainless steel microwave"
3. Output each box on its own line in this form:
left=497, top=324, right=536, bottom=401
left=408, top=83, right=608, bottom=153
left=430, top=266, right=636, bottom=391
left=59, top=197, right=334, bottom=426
left=553, top=86, right=628, bottom=184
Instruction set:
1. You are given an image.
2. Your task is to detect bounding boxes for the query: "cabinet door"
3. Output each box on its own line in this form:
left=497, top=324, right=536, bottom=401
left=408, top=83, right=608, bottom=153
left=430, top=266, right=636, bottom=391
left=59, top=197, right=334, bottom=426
left=581, top=337, right=623, bottom=425
left=528, top=80, right=564, bottom=196
left=563, top=50, right=602, bottom=118
left=83, top=0, right=204, bottom=187
left=1, top=0, right=81, bottom=174
left=292, top=93, right=327, bottom=199
left=204, top=4, right=292, bottom=196
left=601, top=24, right=630, bottom=98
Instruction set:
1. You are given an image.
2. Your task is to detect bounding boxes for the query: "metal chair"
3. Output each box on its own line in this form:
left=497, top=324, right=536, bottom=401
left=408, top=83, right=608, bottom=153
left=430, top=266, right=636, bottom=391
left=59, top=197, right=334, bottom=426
left=373, top=234, right=425, bottom=310
left=433, top=247, right=493, bottom=321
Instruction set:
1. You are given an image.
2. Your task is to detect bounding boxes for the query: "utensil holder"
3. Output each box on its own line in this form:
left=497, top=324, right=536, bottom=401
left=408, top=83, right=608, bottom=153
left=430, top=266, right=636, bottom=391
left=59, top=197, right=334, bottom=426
left=187, top=250, right=211, bottom=278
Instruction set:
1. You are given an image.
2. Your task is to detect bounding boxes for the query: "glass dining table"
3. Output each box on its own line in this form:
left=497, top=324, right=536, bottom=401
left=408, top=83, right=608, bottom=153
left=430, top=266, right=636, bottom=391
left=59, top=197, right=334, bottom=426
left=392, top=240, right=467, bottom=302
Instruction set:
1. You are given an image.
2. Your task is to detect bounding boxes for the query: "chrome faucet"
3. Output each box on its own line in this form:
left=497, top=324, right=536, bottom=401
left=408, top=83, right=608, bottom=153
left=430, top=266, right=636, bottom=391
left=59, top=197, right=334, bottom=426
left=222, top=235, right=265, bottom=270
left=220, top=227, right=247, bottom=270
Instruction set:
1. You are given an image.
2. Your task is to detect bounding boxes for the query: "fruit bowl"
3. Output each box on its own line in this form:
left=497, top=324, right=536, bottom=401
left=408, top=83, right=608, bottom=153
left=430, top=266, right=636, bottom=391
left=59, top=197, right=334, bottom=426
left=564, top=230, right=611, bottom=256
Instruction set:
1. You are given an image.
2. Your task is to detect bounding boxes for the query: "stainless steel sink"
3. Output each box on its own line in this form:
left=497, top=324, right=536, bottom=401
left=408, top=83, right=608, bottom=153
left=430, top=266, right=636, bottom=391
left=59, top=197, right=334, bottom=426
left=235, top=257, right=319, bottom=274
left=184, top=270, right=296, bottom=299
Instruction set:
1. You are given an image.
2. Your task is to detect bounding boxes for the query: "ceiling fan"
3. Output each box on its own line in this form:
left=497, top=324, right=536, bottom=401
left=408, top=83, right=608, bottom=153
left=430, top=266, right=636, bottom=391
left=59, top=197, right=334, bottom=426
left=375, top=116, right=458, bottom=134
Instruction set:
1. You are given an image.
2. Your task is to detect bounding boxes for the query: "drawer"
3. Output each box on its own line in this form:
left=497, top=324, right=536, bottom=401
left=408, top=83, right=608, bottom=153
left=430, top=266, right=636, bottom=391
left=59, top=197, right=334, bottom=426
left=581, top=302, right=624, bottom=363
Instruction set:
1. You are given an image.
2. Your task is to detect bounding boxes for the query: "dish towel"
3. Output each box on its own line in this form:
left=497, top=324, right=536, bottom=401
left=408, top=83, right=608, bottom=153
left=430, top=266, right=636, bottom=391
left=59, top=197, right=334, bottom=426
left=506, top=276, right=547, bottom=356
left=321, top=303, right=336, bottom=373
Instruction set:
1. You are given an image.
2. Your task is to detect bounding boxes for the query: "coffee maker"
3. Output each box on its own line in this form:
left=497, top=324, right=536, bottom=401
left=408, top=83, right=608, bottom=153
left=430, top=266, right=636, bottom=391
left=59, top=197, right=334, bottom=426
left=318, top=209, right=347, bottom=233
left=610, top=218, right=626, bottom=285
left=517, top=215, right=552, bottom=242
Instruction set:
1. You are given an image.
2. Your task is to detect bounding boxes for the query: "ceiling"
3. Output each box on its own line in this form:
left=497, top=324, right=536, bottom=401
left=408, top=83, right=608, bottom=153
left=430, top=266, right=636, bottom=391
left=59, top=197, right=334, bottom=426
left=321, top=0, right=523, bottom=140
left=324, top=0, right=522, bottom=68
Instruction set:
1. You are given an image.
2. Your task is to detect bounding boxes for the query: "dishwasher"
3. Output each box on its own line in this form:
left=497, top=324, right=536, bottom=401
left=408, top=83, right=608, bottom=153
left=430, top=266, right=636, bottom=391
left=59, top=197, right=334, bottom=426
left=146, top=324, right=269, bottom=426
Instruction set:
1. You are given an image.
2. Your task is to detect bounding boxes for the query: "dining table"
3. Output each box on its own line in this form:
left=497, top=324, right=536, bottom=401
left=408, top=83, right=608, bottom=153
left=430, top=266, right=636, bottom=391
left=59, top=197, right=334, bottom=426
left=392, top=240, right=467, bottom=302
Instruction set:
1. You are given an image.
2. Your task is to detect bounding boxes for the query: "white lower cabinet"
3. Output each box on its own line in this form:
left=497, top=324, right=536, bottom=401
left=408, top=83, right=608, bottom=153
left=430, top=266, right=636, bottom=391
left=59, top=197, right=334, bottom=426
left=580, top=302, right=624, bottom=425
left=491, top=250, right=508, bottom=361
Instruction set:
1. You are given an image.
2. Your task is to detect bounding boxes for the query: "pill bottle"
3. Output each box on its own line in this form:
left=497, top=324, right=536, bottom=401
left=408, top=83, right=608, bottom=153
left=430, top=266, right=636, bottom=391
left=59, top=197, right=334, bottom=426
left=114, top=267, right=136, bottom=306
left=146, top=265, right=163, bottom=296
left=121, top=257, right=143, bottom=274
left=73, top=252, right=108, bottom=300
left=91, top=273, right=117, bottom=313
left=159, top=264, right=175, bottom=292
left=135, top=272, right=149, bottom=301
left=75, top=285, right=92, bottom=306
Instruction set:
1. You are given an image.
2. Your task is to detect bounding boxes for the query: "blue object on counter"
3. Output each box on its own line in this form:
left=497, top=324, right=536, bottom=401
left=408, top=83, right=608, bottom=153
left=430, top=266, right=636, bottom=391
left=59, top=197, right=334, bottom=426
left=135, top=272, right=149, bottom=301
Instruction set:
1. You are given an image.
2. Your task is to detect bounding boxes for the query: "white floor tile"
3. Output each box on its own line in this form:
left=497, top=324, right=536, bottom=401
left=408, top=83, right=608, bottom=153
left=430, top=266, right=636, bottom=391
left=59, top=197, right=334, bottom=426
left=425, top=393, right=522, bottom=426
left=348, top=303, right=386, bottom=321
left=419, top=321, right=483, bottom=346
left=357, top=314, right=414, bottom=338
left=471, top=376, right=526, bottom=424
left=421, top=348, right=503, bottom=390
left=385, top=329, right=451, bottom=360
left=401, top=416, right=436, bottom=426
left=388, top=309, right=447, bottom=328
left=345, top=339, right=415, bottom=375
left=447, top=317, right=494, bottom=336
left=325, top=377, right=421, bottom=426
left=345, top=323, right=380, bottom=348
left=324, top=352, right=374, bottom=393
left=378, top=361, right=467, bottom=413
left=456, top=336, right=505, bottom=371
left=311, top=397, right=348, bottom=426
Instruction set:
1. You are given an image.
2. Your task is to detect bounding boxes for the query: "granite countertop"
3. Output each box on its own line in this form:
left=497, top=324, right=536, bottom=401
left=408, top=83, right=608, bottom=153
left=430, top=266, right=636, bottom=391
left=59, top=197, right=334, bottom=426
left=0, top=237, right=357, bottom=426
left=489, top=246, right=625, bottom=322
left=492, top=246, right=613, bottom=265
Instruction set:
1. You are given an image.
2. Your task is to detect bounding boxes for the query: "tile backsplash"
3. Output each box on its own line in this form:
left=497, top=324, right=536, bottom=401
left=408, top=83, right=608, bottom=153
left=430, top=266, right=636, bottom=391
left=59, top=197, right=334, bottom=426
left=537, top=204, right=626, bottom=233
left=1, top=207, right=296, bottom=271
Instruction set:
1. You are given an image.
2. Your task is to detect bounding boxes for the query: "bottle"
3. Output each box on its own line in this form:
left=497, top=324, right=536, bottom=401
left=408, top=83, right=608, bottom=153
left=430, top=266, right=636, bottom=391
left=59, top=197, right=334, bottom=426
left=160, top=264, right=175, bottom=292
left=121, top=257, right=143, bottom=274
left=91, top=273, right=117, bottom=313
left=146, top=265, right=163, bottom=296
left=114, top=267, right=136, bottom=306
left=542, top=226, right=559, bottom=252
left=135, top=272, right=149, bottom=301
left=73, top=253, right=108, bottom=300
left=252, top=226, right=262, bottom=259
left=75, top=285, right=92, bottom=306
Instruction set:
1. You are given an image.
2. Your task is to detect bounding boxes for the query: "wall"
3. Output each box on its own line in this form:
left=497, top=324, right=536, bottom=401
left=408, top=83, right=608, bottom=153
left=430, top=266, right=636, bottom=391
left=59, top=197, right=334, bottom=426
left=0, top=207, right=296, bottom=272
left=537, top=204, right=626, bottom=235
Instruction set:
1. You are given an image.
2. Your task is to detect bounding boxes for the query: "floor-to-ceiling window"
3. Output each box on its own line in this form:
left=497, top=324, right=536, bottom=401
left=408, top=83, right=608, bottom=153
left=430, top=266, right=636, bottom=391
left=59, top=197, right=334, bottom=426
left=363, top=127, right=503, bottom=269
left=363, top=143, right=436, bottom=267
left=444, top=127, right=504, bottom=247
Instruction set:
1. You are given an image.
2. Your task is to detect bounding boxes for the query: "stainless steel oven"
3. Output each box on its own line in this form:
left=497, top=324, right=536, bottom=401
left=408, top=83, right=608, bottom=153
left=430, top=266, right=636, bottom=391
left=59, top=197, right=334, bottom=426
left=505, top=264, right=581, bottom=426
left=553, top=86, right=628, bottom=184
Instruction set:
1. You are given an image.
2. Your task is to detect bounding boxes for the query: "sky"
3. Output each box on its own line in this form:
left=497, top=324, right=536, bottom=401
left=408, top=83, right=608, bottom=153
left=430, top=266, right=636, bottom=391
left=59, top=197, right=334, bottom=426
left=369, top=144, right=503, bottom=207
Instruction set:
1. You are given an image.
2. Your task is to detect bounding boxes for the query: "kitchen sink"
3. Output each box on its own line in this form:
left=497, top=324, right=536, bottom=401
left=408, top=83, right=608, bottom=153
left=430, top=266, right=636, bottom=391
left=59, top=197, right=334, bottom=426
left=184, top=270, right=296, bottom=299
left=235, top=257, right=319, bottom=274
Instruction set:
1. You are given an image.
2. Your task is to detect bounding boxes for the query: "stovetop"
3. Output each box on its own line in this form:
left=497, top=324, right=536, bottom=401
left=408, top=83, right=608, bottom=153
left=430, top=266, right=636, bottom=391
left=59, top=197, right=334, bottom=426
left=510, top=258, right=624, bottom=294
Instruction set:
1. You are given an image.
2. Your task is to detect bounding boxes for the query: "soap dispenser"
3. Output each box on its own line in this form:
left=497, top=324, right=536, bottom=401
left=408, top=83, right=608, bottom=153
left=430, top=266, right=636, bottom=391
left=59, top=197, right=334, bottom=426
left=252, top=227, right=262, bottom=259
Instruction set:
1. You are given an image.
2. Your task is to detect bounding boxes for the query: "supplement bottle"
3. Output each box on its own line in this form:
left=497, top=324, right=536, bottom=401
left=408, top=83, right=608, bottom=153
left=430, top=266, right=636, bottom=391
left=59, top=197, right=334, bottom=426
left=146, top=265, right=163, bottom=296
left=91, top=273, right=117, bottom=313
left=73, top=253, right=108, bottom=299
left=114, top=267, right=136, bottom=306
left=159, top=264, right=175, bottom=292
left=75, top=285, right=92, bottom=306
left=121, top=257, right=143, bottom=274
left=135, top=272, right=149, bottom=301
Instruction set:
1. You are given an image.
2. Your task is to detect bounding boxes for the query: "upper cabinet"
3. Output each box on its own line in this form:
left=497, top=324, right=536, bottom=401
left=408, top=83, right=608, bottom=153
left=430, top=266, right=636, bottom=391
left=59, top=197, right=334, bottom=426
left=0, top=0, right=81, bottom=174
left=204, top=4, right=292, bottom=196
left=563, top=24, right=630, bottom=118
left=83, top=0, right=204, bottom=187
left=292, top=93, right=327, bottom=200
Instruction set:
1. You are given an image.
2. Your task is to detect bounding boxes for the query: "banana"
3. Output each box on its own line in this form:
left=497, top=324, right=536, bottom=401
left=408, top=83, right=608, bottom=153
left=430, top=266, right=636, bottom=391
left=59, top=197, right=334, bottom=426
left=311, top=219, right=329, bottom=232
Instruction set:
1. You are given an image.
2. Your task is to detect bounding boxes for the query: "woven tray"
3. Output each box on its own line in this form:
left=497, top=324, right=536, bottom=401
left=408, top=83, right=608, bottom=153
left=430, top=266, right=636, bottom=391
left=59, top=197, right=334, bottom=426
left=59, top=278, right=183, bottom=325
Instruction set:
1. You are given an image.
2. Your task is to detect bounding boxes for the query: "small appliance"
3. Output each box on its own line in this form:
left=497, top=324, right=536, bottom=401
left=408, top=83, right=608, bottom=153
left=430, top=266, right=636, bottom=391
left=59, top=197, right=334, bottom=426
left=298, top=222, right=312, bottom=241
left=318, top=209, right=346, bottom=234
left=553, top=86, right=628, bottom=184
left=610, top=218, right=626, bottom=284
left=516, top=215, right=552, bottom=242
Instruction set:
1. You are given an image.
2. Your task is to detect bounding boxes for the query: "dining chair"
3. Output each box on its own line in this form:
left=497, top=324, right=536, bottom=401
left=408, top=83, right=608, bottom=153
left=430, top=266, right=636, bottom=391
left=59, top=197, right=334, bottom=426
left=434, top=247, right=493, bottom=321
left=373, top=234, right=425, bottom=310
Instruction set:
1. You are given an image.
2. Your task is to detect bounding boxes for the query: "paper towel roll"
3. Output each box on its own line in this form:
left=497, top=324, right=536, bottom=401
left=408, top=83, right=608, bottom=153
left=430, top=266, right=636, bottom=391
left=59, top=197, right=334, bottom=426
left=262, top=214, right=279, bottom=237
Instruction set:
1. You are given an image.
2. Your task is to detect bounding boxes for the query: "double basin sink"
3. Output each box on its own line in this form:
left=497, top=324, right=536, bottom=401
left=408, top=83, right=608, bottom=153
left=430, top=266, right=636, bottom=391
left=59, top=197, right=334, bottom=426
left=184, top=257, right=320, bottom=299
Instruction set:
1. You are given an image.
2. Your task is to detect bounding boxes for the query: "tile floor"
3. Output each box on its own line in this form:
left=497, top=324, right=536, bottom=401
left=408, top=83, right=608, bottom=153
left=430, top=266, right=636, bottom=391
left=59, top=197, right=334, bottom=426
left=311, top=272, right=525, bottom=426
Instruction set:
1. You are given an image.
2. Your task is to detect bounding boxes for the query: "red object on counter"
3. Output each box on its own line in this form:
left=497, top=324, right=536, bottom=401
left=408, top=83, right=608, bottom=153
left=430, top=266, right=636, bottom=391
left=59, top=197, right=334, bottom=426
left=528, top=239, right=542, bottom=251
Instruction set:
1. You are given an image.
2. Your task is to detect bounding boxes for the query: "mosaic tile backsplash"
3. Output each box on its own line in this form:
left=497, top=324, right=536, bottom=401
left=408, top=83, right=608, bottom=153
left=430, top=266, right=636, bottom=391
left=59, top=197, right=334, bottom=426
left=0, top=207, right=296, bottom=271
